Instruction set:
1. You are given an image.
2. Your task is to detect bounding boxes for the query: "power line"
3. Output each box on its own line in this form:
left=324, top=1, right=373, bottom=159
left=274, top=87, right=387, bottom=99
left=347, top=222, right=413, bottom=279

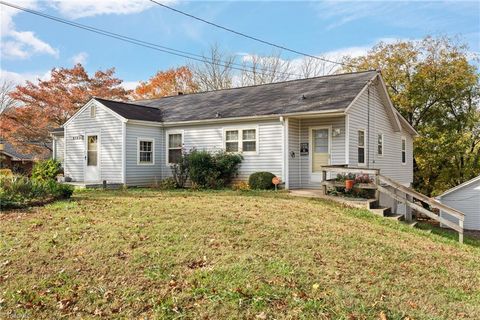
left=149, top=0, right=354, bottom=68
left=0, top=1, right=302, bottom=78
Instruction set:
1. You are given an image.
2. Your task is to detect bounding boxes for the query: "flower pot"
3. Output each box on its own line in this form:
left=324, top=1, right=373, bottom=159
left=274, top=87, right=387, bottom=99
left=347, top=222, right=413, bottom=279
left=345, top=179, right=355, bottom=191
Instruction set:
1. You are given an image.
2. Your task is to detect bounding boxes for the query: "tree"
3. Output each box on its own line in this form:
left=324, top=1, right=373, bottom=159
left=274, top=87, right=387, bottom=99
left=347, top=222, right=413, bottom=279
left=240, top=51, right=292, bottom=86
left=189, top=44, right=236, bottom=91
left=134, top=66, right=198, bottom=99
left=299, top=56, right=338, bottom=78
left=0, top=64, right=130, bottom=154
left=341, top=36, right=480, bottom=196
left=0, top=81, right=17, bottom=114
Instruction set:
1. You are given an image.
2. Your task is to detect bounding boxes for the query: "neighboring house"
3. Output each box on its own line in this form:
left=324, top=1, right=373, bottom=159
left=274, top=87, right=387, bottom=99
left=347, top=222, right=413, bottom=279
left=0, top=140, right=50, bottom=174
left=51, top=70, right=417, bottom=197
left=437, top=176, right=480, bottom=231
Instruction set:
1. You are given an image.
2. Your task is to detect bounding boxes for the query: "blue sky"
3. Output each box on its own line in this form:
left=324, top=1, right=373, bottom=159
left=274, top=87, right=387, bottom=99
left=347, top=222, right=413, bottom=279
left=1, top=0, right=479, bottom=89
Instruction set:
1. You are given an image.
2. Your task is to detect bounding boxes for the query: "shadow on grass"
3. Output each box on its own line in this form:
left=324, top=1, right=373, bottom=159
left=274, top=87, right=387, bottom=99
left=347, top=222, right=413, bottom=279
left=415, top=221, right=480, bottom=248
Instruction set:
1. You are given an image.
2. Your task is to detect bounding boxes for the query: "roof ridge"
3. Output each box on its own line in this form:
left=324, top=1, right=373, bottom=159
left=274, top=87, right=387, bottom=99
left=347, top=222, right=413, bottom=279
left=134, top=70, right=378, bottom=103
left=94, top=97, right=161, bottom=110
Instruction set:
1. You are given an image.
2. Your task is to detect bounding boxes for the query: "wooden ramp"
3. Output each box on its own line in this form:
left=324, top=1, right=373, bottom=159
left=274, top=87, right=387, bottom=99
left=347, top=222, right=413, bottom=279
left=317, top=166, right=466, bottom=243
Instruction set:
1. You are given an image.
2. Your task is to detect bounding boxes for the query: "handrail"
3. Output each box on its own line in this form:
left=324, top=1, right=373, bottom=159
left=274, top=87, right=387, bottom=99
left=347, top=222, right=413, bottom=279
left=320, top=165, right=380, bottom=175
left=378, top=175, right=464, bottom=220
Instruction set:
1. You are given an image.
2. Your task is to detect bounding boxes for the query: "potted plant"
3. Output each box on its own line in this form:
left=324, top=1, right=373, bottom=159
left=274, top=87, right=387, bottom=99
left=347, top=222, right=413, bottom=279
left=345, top=173, right=356, bottom=191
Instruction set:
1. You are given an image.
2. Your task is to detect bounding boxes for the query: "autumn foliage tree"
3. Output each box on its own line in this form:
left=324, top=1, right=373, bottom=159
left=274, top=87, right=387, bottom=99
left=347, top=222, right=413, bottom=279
left=0, top=64, right=130, bottom=155
left=134, top=66, right=198, bottom=99
left=341, top=36, right=480, bottom=195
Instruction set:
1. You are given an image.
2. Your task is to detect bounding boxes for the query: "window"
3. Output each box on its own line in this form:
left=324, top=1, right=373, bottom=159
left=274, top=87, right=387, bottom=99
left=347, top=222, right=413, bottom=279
left=358, top=130, right=365, bottom=165
left=224, top=128, right=257, bottom=153
left=138, top=138, right=154, bottom=165
left=242, top=129, right=256, bottom=152
left=401, top=137, right=406, bottom=164
left=377, top=133, right=383, bottom=156
left=90, top=105, right=96, bottom=118
left=225, top=130, right=239, bottom=152
left=168, top=133, right=182, bottom=164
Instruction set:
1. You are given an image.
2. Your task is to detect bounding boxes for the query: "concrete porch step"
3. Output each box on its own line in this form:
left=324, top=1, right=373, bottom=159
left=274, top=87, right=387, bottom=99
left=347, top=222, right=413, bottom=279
left=369, top=206, right=392, bottom=217
left=385, top=213, right=404, bottom=221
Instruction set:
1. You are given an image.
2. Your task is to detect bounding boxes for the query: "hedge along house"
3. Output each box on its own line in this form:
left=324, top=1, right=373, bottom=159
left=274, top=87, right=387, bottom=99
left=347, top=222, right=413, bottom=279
left=52, top=70, right=417, bottom=194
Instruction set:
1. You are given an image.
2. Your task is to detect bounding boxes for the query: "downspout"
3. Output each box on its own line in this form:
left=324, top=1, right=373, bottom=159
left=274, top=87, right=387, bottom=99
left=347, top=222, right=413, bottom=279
left=367, top=81, right=371, bottom=168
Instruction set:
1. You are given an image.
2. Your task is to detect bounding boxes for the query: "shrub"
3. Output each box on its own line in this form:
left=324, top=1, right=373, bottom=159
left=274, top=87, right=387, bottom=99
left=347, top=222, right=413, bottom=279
left=0, top=175, right=74, bottom=210
left=157, top=177, right=177, bottom=190
left=31, top=159, right=62, bottom=183
left=187, top=150, right=243, bottom=189
left=171, top=153, right=189, bottom=188
left=0, top=169, right=13, bottom=176
left=232, top=181, right=250, bottom=191
left=214, top=151, right=243, bottom=186
left=249, top=172, right=276, bottom=190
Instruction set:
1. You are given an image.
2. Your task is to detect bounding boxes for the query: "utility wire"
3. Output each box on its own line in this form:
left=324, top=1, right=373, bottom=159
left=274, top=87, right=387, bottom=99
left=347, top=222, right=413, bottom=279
left=149, top=0, right=355, bottom=68
left=0, top=1, right=302, bottom=78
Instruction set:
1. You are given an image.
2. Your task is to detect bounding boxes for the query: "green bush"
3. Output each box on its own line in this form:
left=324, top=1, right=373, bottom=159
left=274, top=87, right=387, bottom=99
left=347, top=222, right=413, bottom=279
left=187, top=150, right=243, bottom=189
left=0, top=175, right=73, bottom=210
left=31, top=159, right=62, bottom=183
left=248, top=172, right=276, bottom=190
left=171, top=153, right=189, bottom=188
left=157, top=177, right=177, bottom=190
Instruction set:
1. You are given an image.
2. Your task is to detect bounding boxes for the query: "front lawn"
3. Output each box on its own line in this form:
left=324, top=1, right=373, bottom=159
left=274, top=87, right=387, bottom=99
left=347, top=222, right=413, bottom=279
left=1, top=189, right=479, bottom=319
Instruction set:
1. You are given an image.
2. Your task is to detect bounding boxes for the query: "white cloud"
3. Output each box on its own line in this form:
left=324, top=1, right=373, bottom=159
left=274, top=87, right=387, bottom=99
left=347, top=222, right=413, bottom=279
left=1, top=0, right=58, bottom=59
left=70, top=52, right=88, bottom=65
left=121, top=81, right=140, bottom=91
left=49, top=0, right=176, bottom=19
left=0, top=69, right=51, bottom=85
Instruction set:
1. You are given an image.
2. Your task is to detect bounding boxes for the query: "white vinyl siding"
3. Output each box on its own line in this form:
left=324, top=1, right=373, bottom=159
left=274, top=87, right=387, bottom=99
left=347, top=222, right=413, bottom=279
left=53, top=136, right=65, bottom=165
left=439, top=178, right=480, bottom=231
left=125, top=124, right=163, bottom=186
left=347, top=82, right=413, bottom=186
left=161, top=120, right=283, bottom=182
left=287, top=118, right=301, bottom=189
left=64, top=102, right=123, bottom=183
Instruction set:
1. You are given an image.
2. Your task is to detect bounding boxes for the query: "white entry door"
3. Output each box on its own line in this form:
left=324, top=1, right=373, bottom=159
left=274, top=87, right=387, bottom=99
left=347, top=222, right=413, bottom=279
left=310, top=127, right=331, bottom=182
left=85, top=134, right=100, bottom=182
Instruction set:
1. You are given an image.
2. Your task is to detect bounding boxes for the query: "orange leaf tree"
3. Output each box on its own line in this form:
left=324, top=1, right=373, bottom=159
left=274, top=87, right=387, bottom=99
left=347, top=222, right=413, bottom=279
left=134, top=66, right=198, bottom=99
left=0, top=64, right=131, bottom=155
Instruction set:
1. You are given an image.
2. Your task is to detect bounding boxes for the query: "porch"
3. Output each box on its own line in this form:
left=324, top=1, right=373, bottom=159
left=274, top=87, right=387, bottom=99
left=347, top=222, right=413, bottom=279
left=308, top=165, right=466, bottom=243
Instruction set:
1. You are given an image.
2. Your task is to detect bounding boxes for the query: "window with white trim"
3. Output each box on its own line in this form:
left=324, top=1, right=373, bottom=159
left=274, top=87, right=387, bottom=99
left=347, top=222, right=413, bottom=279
left=401, top=137, right=406, bottom=164
left=168, top=133, right=183, bottom=164
left=377, top=133, right=383, bottom=156
left=90, top=105, right=96, bottom=118
left=138, top=139, right=154, bottom=165
left=358, top=130, right=365, bottom=165
left=224, top=128, right=257, bottom=153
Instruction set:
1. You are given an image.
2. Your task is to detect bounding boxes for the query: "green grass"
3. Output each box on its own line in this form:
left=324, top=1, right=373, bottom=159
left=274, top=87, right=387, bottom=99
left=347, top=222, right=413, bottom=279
left=1, top=189, right=479, bottom=319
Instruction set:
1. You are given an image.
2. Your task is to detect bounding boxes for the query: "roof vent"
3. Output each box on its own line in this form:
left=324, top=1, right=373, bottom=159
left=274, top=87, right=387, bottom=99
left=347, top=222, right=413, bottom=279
left=302, top=94, right=307, bottom=100
left=215, top=112, right=221, bottom=118
left=177, top=91, right=184, bottom=95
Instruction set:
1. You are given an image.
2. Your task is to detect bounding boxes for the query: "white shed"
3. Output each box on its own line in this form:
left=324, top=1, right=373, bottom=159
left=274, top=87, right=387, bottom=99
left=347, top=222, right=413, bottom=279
left=437, top=176, right=480, bottom=231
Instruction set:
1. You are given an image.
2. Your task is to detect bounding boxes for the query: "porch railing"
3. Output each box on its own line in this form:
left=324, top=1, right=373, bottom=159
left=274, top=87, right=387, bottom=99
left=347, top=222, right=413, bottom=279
left=319, top=165, right=465, bottom=243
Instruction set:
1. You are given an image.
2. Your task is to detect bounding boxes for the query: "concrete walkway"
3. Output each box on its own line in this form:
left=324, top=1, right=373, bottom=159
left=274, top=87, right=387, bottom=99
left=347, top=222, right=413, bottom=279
left=289, top=189, right=375, bottom=209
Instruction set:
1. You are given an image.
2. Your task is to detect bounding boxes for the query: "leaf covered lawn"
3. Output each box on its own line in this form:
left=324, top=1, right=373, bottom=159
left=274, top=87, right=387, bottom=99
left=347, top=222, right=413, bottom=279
left=1, top=189, right=479, bottom=319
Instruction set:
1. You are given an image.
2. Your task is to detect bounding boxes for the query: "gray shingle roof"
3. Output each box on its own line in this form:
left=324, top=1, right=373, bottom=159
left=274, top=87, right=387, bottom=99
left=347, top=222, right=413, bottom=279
left=97, top=70, right=377, bottom=123
left=0, top=140, right=50, bottom=160
left=94, top=98, right=163, bottom=122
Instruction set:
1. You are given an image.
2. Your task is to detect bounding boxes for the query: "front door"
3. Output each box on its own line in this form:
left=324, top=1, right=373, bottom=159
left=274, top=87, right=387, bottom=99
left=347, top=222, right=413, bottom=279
left=310, top=127, right=330, bottom=182
left=85, top=134, right=100, bottom=182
